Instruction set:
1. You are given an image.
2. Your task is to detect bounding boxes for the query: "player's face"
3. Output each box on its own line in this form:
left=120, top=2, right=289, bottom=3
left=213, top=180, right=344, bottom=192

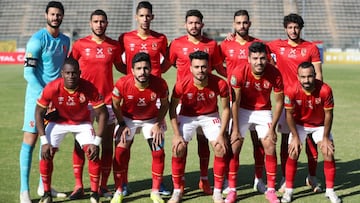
left=136, top=8, right=154, bottom=30
left=62, top=64, right=80, bottom=90
left=190, top=59, right=208, bottom=81
left=132, top=61, right=151, bottom=84
left=298, top=67, right=316, bottom=91
left=185, top=16, right=204, bottom=37
left=45, top=7, right=63, bottom=29
left=285, top=22, right=301, bottom=41
left=90, top=15, right=108, bottom=37
left=248, top=52, right=267, bottom=75
left=233, top=15, right=251, bottom=37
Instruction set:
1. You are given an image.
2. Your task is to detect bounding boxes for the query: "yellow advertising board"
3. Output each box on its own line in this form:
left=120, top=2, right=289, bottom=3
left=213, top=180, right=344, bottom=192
left=0, top=40, right=16, bottom=52
left=324, top=52, right=360, bottom=64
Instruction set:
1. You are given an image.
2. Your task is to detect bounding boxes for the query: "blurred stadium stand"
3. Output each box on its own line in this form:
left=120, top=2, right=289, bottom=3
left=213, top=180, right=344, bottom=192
left=0, top=0, right=359, bottom=50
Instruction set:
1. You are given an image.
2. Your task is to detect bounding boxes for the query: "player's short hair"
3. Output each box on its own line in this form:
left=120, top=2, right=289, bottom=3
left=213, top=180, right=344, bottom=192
left=189, top=51, right=209, bottom=62
left=136, top=1, right=153, bottom=14
left=283, top=13, right=304, bottom=29
left=234, top=9, right=250, bottom=20
left=90, top=9, right=107, bottom=21
left=132, top=52, right=151, bottom=68
left=63, top=57, right=79, bottom=70
left=185, top=9, right=203, bottom=22
left=46, top=1, right=64, bottom=14
left=248, top=42, right=267, bottom=55
left=298, top=61, right=315, bottom=74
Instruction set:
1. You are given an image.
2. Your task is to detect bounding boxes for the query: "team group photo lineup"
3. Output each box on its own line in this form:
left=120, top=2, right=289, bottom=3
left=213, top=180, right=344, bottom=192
left=18, top=1, right=343, bottom=203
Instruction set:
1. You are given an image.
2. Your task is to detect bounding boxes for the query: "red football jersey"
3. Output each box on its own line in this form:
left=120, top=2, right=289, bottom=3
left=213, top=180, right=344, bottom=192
left=220, top=37, right=272, bottom=81
left=267, top=39, right=321, bottom=87
left=112, top=74, right=169, bottom=120
left=230, top=63, right=283, bottom=110
left=70, top=35, right=122, bottom=104
left=37, top=78, right=105, bottom=124
left=172, top=74, right=229, bottom=116
left=284, top=80, right=334, bottom=127
left=169, top=36, right=223, bottom=81
left=119, top=30, right=168, bottom=77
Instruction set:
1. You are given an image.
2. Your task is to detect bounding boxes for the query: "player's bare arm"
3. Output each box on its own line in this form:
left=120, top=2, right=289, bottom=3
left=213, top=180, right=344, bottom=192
left=151, top=97, right=169, bottom=149
left=313, top=62, right=323, bottom=81
left=114, top=61, right=127, bottom=74
left=267, top=92, right=284, bottom=143
left=230, top=87, right=242, bottom=144
left=169, top=97, right=186, bottom=156
left=320, top=108, right=335, bottom=157
left=286, top=108, right=301, bottom=158
left=35, top=104, right=53, bottom=160
left=215, top=96, right=231, bottom=155
left=112, top=96, right=130, bottom=145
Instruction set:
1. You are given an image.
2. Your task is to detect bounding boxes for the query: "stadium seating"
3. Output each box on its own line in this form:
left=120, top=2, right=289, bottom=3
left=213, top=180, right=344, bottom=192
left=0, top=0, right=358, bottom=50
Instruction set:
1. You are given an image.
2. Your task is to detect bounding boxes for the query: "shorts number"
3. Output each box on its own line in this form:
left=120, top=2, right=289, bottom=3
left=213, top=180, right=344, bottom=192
left=212, top=118, right=220, bottom=124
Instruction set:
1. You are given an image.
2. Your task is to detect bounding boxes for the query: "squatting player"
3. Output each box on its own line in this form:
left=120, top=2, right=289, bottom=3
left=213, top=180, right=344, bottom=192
left=168, top=51, right=230, bottom=203
left=167, top=9, right=227, bottom=195
left=69, top=9, right=123, bottom=199
left=281, top=62, right=340, bottom=203
left=110, top=52, right=169, bottom=203
left=20, top=1, right=70, bottom=202
left=35, top=57, right=108, bottom=203
left=267, top=13, right=323, bottom=193
left=229, top=42, right=283, bottom=203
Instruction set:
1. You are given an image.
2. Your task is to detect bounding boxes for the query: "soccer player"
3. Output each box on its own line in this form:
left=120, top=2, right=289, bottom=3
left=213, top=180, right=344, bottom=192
left=119, top=1, right=169, bottom=77
left=69, top=9, right=123, bottom=199
left=229, top=42, right=283, bottom=203
left=110, top=52, right=169, bottom=203
left=267, top=13, right=323, bottom=193
left=220, top=9, right=272, bottom=195
left=281, top=62, right=340, bottom=203
left=35, top=57, right=108, bottom=203
left=167, top=9, right=226, bottom=195
left=168, top=51, right=230, bottom=203
left=20, top=1, right=70, bottom=202
left=118, top=1, right=171, bottom=195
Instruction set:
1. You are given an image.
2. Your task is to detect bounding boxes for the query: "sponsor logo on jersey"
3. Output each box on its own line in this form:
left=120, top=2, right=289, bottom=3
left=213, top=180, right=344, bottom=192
left=197, top=93, right=205, bottom=101
left=67, top=96, right=76, bottom=106
left=288, top=49, right=297, bottom=59
left=96, top=47, right=105, bottom=58
left=137, top=98, right=146, bottom=106
left=239, top=49, right=246, bottom=59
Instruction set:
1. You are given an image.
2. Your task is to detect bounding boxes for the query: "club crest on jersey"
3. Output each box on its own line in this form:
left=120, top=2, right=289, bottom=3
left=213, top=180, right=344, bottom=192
left=151, top=42, right=158, bottom=50
left=209, top=91, right=215, bottom=98
left=107, top=48, right=113, bottom=55
left=315, top=97, right=321, bottom=104
left=301, top=48, right=307, bottom=57
left=263, top=81, right=270, bottom=89
left=203, top=47, right=209, bottom=53
left=79, top=93, right=86, bottom=103
left=151, top=92, right=157, bottom=101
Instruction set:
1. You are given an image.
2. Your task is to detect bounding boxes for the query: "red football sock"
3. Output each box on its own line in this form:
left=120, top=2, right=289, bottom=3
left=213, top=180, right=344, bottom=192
left=213, top=156, right=226, bottom=190
left=100, top=147, right=113, bottom=188
left=228, top=152, right=239, bottom=188
left=280, top=134, right=289, bottom=177
left=152, top=149, right=165, bottom=190
left=285, top=157, right=297, bottom=188
left=254, top=143, right=265, bottom=179
left=113, top=147, right=129, bottom=191
left=83, top=145, right=101, bottom=192
left=306, top=136, right=318, bottom=176
left=324, top=160, right=336, bottom=188
left=72, top=143, right=85, bottom=188
left=265, top=155, right=277, bottom=188
left=172, top=156, right=186, bottom=189
left=197, top=137, right=210, bottom=178
left=39, top=158, right=53, bottom=192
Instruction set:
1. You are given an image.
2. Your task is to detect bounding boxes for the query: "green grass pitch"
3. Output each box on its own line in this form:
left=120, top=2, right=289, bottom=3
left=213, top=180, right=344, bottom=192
left=0, top=64, right=359, bottom=203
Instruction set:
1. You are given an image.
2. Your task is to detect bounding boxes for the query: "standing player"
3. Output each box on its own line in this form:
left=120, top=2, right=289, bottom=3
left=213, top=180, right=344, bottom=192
left=110, top=52, right=169, bottom=203
left=220, top=9, right=272, bottom=195
left=267, top=13, right=323, bottom=193
left=281, top=62, right=340, bottom=203
left=69, top=9, right=123, bottom=199
left=119, top=1, right=169, bottom=77
left=167, top=9, right=226, bottom=195
left=229, top=42, right=283, bottom=203
left=168, top=51, right=230, bottom=203
left=20, top=1, right=70, bottom=202
left=118, top=1, right=170, bottom=195
left=35, top=57, right=108, bottom=203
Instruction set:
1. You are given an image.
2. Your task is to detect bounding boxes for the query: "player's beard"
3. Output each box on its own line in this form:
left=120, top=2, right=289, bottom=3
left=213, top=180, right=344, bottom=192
left=235, top=29, right=248, bottom=38
left=135, top=75, right=149, bottom=84
left=301, top=82, right=314, bottom=91
left=91, top=27, right=106, bottom=38
left=187, top=28, right=201, bottom=38
left=47, top=19, right=62, bottom=29
left=287, top=32, right=300, bottom=41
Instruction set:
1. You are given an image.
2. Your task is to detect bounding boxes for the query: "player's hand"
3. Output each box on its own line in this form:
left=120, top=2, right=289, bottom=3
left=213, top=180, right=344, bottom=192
left=264, top=129, right=277, bottom=144
left=41, top=144, right=53, bottom=160
left=225, top=32, right=235, bottom=41
left=288, top=136, right=301, bottom=157
left=172, top=135, right=186, bottom=157
left=87, top=144, right=99, bottom=161
left=215, top=134, right=229, bottom=156
left=119, top=126, right=130, bottom=144
left=230, top=130, right=241, bottom=145
left=320, top=137, right=335, bottom=157
left=151, top=124, right=164, bottom=150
